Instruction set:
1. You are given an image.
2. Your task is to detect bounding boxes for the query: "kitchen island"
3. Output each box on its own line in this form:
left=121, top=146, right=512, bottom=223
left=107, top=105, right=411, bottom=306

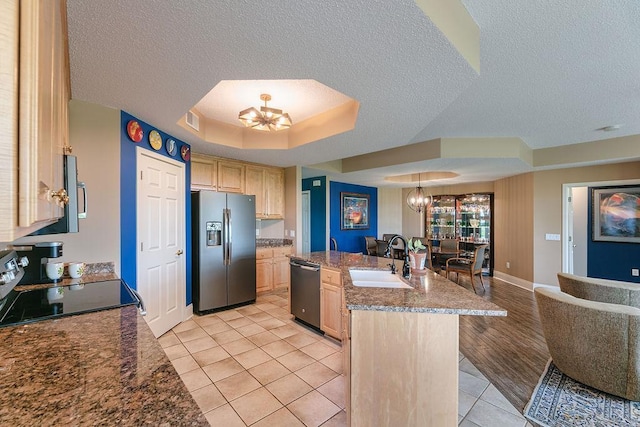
left=0, top=273, right=207, bottom=426
left=292, top=251, right=506, bottom=427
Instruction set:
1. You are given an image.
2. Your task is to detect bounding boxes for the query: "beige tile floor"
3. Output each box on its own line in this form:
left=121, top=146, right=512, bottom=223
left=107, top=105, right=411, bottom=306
left=159, top=290, right=533, bottom=427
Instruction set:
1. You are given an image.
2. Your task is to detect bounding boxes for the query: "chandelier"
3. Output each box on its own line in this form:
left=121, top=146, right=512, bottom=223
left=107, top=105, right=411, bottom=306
left=238, top=93, right=293, bottom=131
left=406, top=173, right=432, bottom=213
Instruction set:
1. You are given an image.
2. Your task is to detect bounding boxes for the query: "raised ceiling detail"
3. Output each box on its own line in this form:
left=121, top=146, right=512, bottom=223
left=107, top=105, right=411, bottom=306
left=386, top=171, right=459, bottom=184
left=178, top=79, right=359, bottom=150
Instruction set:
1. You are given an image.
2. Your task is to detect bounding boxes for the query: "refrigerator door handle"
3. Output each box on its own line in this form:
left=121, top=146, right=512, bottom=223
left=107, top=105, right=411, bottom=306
left=223, top=208, right=231, bottom=265
left=227, top=208, right=232, bottom=264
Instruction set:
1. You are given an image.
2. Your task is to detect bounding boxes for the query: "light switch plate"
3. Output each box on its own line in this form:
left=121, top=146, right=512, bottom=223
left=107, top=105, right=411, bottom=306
left=632, top=268, right=640, bottom=277
left=545, top=233, right=561, bottom=241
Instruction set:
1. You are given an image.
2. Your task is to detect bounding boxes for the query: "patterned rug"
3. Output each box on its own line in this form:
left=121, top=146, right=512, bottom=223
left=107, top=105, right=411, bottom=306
left=524, top=360, right=640, bottom=426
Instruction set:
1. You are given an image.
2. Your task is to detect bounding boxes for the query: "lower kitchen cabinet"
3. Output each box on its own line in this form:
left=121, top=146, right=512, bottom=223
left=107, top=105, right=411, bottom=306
left=341, top=288, right=351, bottom=426
left=256, top=246, right=292, bottom=294
left=346, top=310, right=459, bottom=426
left=320, top=267, right=342, bottom=339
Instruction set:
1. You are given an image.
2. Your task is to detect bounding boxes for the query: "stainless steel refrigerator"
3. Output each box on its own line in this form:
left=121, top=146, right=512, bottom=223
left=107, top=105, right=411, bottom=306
left=192, top=190, right=256, bottom=314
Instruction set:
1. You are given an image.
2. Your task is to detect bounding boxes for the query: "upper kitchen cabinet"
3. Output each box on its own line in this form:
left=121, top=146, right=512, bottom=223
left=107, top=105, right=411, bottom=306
left=191, top=154, right=217, bottom=191
left=190, top=152, right=285, bottom=219
left=217, top=160, right=245, bottom=193
left=0, top=0, right=69, bottom=241
left=246, top=165, right=284, bottom=219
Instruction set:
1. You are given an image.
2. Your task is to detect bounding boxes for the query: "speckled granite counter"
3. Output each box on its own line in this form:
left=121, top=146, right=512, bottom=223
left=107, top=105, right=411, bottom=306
left=0, top=304, right=207, bottom=426
left=256, top=238, right=293, bottom=248
left=291, top=251, right=506, bottom=316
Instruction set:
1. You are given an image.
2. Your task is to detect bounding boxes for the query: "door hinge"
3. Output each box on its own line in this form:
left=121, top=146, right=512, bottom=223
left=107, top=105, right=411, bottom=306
left=141, top=242, right=143, bottom=251
left=140, top=171, right=143, bottom=180
left=568, top=196, right=571, bottom=203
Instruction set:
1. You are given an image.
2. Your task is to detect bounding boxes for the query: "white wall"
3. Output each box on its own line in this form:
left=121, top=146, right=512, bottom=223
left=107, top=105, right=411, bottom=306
left=14, top=100, right=121, bottom=274
left=377, top=188, right=403, bottom=238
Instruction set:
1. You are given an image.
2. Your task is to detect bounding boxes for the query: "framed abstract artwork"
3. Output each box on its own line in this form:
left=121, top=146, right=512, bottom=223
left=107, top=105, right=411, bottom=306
left=341, top=192, right=369, bottom=230
left=592, top=187, right=640, bottom=243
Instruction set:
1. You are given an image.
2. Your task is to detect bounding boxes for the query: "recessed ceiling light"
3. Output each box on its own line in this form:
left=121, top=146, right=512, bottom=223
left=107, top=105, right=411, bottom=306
left=597, top=124, right=622, bottom=132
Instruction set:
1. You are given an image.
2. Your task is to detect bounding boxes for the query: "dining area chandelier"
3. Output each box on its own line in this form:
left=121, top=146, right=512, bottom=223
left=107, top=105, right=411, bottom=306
left=238, top=93, right=293, bottom=131
left=406, top=173, right=432, bottom=213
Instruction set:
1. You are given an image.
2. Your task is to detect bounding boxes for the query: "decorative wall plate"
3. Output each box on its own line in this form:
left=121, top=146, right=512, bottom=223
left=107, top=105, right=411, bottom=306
left=149, top=130, right=162, bottom=150
left=166, top=138, right=177, bottom=156
left=180, top=145, right=191, bottom=161
left=127, top=120, right=143, bottom=142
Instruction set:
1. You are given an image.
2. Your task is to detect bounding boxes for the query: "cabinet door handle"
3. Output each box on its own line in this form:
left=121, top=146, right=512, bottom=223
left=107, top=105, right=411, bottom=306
left=50, top=189, right=69, bottom=206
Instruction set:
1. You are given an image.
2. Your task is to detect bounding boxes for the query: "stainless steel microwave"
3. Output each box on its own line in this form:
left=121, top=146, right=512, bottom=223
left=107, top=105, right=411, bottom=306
left=30, top=155, right=87, bottom=235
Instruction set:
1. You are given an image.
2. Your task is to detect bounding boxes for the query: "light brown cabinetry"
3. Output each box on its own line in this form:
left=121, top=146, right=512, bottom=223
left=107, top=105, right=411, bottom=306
left=217, top=160, right=245, bottom=193
left=320, top=267, right=342, bottom=340
left=190, top=155, right=217, bottom=190
left=256, top=246, right=292, bottom=293
left=245, top=166, right=266, bottom=216
left=189, top=153, right=285, bottom=219
left=245, top=165, right=284, bottom=219
left=342, top=293, right=351, bottom=426
left=0, top=0, right=69, bottom=241
left=264, top=168, right=284, bottom=219
left=346, top=310, right=459, bottom=426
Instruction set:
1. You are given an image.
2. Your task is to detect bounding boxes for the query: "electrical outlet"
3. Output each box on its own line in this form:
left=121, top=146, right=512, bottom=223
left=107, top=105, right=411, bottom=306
left=290, top=230, right=295, bottom=237
left=506, top=261, right=510, bottom=269
left=632, top=268, right=640, bottom=277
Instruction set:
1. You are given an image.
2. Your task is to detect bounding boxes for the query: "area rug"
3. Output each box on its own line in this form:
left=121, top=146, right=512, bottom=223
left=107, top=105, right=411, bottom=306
left=524, top=360, right=640, bottom=426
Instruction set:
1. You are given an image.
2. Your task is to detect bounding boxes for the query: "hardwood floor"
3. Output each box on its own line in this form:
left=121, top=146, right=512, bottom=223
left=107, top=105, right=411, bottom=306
left=456, top=274, right=550, bottom=412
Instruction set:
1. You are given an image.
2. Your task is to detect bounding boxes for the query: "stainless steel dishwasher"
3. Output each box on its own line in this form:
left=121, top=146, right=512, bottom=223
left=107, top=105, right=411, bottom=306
left=289, top=257, right=321, bottom=330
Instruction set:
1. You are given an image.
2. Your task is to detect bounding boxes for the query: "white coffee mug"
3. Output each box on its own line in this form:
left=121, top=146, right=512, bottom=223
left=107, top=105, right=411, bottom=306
left=45, top=262, right=64, bottom=281
left=68, top=262, right=86, bottom=279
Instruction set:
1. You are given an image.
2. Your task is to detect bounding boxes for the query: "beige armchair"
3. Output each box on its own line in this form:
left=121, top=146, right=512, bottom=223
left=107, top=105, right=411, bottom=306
left=557, top=272, right=640, bottom=308
left=535, top=285, right=640, bottom=401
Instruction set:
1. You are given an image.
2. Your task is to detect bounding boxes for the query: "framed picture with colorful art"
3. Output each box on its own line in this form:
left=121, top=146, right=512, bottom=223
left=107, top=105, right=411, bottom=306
left=592, top=186, right=640, bottom=243
left=341, top=192, right=369, bottom=230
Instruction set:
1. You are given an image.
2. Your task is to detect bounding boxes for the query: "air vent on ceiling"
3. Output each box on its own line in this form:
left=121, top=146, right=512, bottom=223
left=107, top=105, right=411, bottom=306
left=186, top=110, right=200, bottom=131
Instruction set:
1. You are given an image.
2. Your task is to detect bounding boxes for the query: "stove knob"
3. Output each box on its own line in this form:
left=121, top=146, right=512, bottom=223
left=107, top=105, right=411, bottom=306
left=18, top=257, right=29, bottom=267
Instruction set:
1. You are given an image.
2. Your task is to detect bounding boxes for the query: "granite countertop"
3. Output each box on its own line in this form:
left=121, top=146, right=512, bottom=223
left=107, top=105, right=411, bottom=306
left=1, top=265, right=207, bottom=426
left=256, top=238, right=294, bottom=248
left=0, top=304, right=207, bottom=426
left=291, top=251, right=507, bottom=316
left=14, top=262, right=121, bottom=291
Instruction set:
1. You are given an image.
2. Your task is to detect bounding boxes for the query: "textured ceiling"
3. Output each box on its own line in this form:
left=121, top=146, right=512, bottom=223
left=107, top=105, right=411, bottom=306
left=66, top=0, right=640, bottom=188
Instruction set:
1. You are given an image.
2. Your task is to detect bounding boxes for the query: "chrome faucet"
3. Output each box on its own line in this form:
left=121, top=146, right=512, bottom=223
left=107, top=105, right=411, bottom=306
left=384, top=234, right=411, bottom=279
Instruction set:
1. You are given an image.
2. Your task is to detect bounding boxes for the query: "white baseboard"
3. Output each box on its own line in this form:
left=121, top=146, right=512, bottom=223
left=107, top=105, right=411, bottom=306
left=493, top=271, right=534, bottom=291
left=183, top=303, right=193, bottom=321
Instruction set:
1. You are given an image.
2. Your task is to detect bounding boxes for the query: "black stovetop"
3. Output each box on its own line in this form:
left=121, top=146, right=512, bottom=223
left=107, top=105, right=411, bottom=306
left=0, top=280, right=138, bottom=328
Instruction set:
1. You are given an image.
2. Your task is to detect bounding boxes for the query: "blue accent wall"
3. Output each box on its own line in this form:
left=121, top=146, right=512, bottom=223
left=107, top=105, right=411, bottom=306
left=120, top=111, right=193, bottom=304
left=587, top=186, right=640, bottom=283
left=302, top=176, right=327, bottom=252
left=329, top=181, right=378, bottom=253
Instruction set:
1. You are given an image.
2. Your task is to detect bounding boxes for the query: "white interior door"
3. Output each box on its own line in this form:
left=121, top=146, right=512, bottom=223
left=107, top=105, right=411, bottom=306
left=137, top=148, right=185, bottom=337
left=571, top=186, right=588, bottom=276
left=302, top=190, right=310, bottom=253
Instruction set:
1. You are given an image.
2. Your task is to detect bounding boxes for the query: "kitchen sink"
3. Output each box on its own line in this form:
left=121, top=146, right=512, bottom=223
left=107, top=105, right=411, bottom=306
left=348, top=269, right=413, bottom=289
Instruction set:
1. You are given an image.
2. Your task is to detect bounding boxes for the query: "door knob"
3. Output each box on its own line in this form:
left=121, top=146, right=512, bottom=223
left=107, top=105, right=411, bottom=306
left=176, top=249, right=184, bottom=256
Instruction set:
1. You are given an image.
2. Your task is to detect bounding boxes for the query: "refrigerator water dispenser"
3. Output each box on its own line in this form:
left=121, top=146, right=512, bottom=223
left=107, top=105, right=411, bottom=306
left=206, top=221, right=222, bottom=246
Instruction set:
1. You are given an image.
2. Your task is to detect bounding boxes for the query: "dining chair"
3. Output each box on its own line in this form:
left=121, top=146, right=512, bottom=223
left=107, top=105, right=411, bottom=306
left=445, top=244, right=489, bottom=293
left=434, top=239, right=459, bottom=272
left=364, top=236, right=378, bottom=256
left=330, top=237, right=338, bottom=251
